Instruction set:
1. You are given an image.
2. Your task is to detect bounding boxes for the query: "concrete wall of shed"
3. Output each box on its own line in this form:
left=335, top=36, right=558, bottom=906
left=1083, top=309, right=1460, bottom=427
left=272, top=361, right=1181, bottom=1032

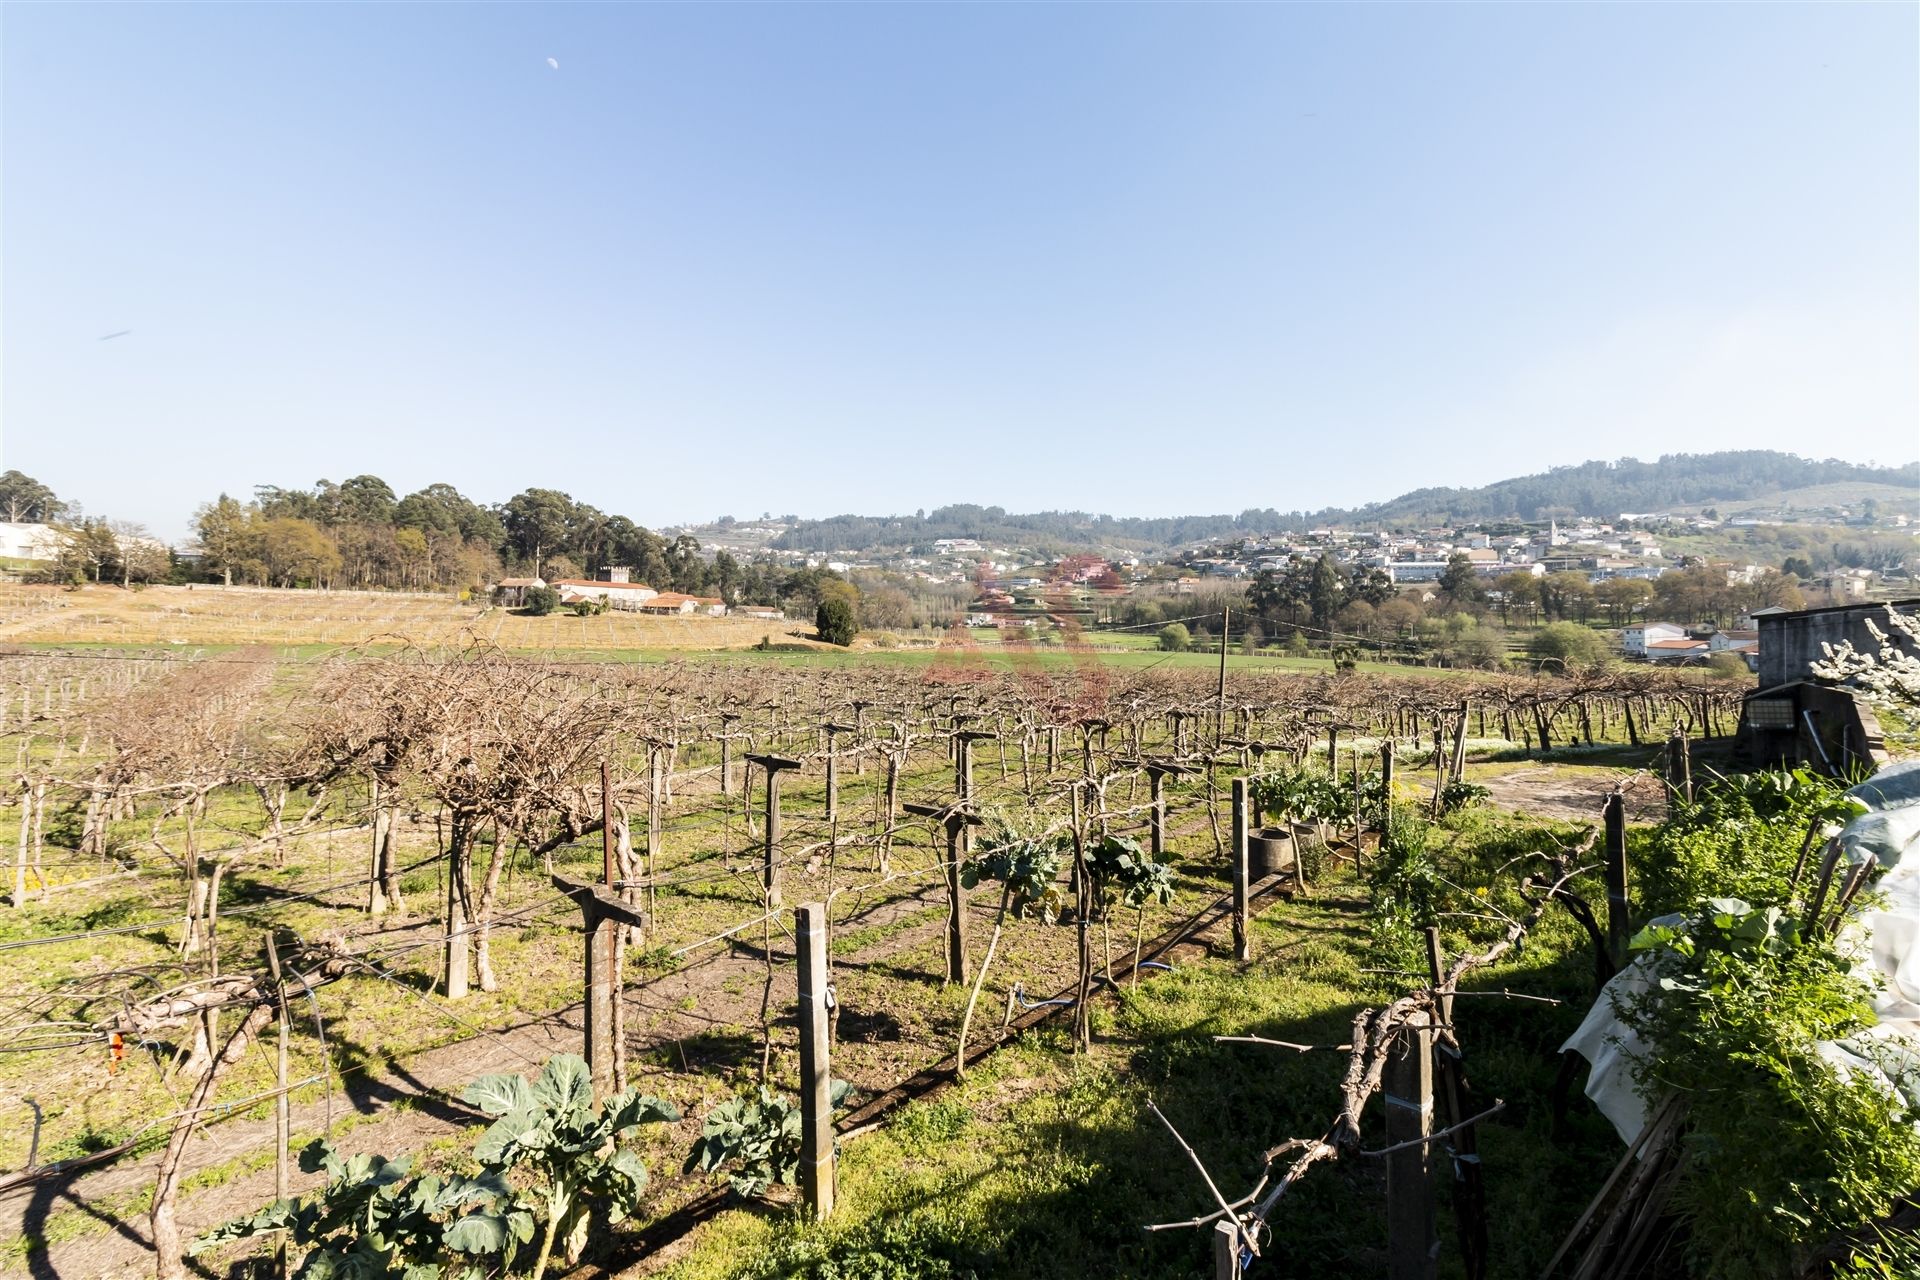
left=1757, top=602, right=1920, bottom=688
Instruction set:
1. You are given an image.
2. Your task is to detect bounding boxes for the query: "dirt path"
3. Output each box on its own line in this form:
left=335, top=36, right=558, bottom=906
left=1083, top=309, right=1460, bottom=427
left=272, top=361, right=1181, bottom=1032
left=1478, top=766, right=1667, bottom=825
left=0, top=873, right=982, bottom=1280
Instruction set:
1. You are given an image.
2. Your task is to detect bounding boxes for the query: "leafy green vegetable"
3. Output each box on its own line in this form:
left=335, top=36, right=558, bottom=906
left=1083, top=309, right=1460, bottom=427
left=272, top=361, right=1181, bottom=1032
left=685, top=1081, right=853, bottom=1199
left=193, top=1054, right=676, bottom=1280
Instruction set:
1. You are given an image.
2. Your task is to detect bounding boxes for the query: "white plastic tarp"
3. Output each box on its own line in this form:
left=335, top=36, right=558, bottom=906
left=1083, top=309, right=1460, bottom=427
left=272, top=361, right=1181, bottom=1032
left=1562, top=763, right=1920, bottom=1145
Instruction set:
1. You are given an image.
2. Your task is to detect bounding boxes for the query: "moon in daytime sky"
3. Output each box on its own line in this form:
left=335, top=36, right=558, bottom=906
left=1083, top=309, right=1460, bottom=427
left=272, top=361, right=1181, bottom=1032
left=546, top=57, right=559, bottom=70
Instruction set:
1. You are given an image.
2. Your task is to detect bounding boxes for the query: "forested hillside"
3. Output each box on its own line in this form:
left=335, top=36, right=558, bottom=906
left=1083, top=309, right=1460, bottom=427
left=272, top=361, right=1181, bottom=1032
left=772, top=452, right=1918, bottom=552
left=1332, top=451, right=1918, bottom=527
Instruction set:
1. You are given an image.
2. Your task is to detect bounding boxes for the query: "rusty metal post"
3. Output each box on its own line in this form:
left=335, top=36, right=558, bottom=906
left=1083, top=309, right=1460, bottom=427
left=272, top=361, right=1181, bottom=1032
left=795, top=901, right=835, bottom=1219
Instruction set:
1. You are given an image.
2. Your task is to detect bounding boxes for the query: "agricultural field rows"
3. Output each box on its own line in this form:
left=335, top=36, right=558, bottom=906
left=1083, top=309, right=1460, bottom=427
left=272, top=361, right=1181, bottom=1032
left=0, top=638, right=1766, bottom=1278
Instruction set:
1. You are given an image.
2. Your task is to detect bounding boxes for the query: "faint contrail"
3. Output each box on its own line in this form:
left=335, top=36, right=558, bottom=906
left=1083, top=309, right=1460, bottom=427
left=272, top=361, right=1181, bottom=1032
left=98, top=330, right=132, bottom=341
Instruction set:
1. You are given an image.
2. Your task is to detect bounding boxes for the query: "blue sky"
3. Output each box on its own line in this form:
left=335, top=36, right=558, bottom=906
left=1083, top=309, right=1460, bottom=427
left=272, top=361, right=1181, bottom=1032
left=4, top=3, right=1915, bottom=540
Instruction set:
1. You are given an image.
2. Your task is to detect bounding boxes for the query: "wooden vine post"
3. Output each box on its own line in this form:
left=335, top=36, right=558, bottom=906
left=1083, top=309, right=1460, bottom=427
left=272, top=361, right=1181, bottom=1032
left=718, top=712, right=741, bottom=795
left=1070, top=781, right=1093, bottom=1052
left=551, top=867, right=648, bottom=1101
left=264, top=931, right=292, bottom=1280
left=1603, top=790, right=1630, bottom=968
left=746, top=754, right=802, bottom=908
left=850, top=700, right=870, bottom=775
left=1123, top=758, right=1197, bottom=859
left=795, top=900, right=836, bottom=1219
left=1212, top=1218, right=1241, bottom=1279
left=366, top=774, right=388, bottom=916
left=1664, top=728, right=1692, bottom=807
left=1426, top=927, right=1488, bottom=1280
left=903, top=800, right=982, bottom=984
left=1385, top=1008, right=1438, bottom=1280
left=1230, top=777, right=1251, bottom=962
left=822, top=722, right=851, bottom=825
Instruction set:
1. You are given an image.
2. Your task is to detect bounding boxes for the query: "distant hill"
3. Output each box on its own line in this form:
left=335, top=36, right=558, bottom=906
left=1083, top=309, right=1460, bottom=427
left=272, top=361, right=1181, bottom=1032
left=771, top=452, right=1919, bottom=554
left=1320, top=452, right=1918, bottom=528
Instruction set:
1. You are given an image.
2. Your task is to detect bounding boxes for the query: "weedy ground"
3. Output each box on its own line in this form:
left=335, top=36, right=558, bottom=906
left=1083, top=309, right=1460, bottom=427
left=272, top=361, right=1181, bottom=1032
left=637, top=806, right=1625, bottom=1280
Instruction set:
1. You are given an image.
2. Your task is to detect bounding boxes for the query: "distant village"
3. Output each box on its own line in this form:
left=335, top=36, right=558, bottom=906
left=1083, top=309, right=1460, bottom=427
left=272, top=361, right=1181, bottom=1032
left=1, top=488, right=1914, bottom=674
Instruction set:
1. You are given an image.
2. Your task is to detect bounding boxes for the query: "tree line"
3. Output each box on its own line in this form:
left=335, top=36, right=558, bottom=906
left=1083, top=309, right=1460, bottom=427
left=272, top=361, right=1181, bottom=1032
left=3, top=470, right=877, bottom=620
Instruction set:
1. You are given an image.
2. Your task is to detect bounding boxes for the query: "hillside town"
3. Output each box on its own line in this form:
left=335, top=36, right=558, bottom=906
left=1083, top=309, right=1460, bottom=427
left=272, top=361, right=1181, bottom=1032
left=1, top=466, right=1913, bottom=677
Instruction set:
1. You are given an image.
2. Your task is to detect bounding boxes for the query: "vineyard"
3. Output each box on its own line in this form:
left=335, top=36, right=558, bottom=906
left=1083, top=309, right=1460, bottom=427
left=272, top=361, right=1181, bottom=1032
left=0, top=585, right=816, bottom=652
left=2, top=635, right=1887, bottom=1280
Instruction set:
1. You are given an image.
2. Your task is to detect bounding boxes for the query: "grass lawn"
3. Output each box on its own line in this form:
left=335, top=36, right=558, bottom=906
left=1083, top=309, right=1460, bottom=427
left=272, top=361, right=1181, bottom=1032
left=641, top=807, right=1621, bottom=1280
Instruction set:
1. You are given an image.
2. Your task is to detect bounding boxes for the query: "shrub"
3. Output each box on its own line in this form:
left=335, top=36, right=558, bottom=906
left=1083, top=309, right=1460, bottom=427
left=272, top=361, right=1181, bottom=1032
left=1156, top=623, right=1190, bottom=652
left=1639, top=768, right=1863, bottom=916
left=1623, top=902, right=1920, bottom=1279
left=1366, top=806, right=1442, bottom=968
left=1705, top=652, right=1751, bottom=680
left=816, top=597, right=857, bottom=646
left=522, top=586, right=560, bottom=616
left=1528, top=621, right=1608, bottom=670
left=1438, top=778, right=1490, bottom=814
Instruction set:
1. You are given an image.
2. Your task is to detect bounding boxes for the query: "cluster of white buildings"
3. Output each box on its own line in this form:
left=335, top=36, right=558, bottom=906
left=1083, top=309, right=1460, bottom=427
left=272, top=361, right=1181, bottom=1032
left=492, top=569, right=760, bottom=618
left=1186, top=520, right=1671, bottom=586
left=1622, top=619, right=1765, bottom=669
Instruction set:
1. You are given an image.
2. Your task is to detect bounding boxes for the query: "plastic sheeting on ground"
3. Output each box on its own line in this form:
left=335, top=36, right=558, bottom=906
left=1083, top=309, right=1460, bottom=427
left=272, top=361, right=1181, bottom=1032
left=1561, top=761, right=1920, bottom=1145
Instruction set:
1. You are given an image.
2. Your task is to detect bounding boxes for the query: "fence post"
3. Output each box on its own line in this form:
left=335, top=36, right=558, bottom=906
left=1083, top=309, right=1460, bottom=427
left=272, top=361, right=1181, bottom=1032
left=719, top=713, right=740, bottom=795
left=264, top=932, right=291, bottom=1280
left=1230, top=777, right=1251, bottom=962
left=552, top=876, right=647, bottom=1099
left=1380, top=739, right=1396, bottom=818
left=1149, top=766, right=1167, bottom=858
left=367, top=775, right=388, bottom=916
left=905, top=801, right=979, bottom=984
left=1603, top=792, right=1629, bottom=968
left=746, top=755, right=802, bottom=907
left=1212, top=1218, right=1241, bottom=1279
left=1386, top=1009, right=1438, bottom=1280
left=795, top=901, right=835, bottom=1220
left=1665, top=729, right=1692, bottom=806
left=823, top=724, right=847, bottom=824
